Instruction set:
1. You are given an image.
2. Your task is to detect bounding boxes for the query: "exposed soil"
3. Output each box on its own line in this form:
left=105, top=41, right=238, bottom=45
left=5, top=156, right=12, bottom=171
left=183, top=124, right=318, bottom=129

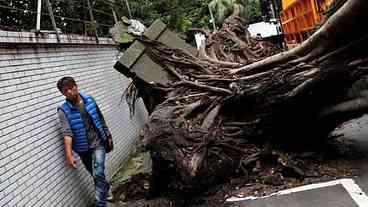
left=114, top=136, right=365, bottom=207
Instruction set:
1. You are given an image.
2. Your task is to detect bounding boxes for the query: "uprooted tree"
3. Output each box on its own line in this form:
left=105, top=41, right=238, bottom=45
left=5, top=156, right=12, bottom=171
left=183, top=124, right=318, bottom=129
left=115, top=0, right=368, bottom=200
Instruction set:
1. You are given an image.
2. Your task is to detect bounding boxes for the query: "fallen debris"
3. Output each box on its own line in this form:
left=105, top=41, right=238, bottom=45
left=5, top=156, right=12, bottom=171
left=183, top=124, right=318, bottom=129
left=110, top=152, right=152, bottom=202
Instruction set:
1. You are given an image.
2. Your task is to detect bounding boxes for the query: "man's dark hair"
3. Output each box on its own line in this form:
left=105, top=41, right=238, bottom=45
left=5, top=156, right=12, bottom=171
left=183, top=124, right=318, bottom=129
left=57, top=77, right=77, bottom=92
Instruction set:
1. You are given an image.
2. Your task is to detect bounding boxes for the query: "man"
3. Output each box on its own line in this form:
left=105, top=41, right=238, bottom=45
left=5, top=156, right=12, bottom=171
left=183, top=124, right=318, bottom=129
left=56, top=77, right=113, bottom=207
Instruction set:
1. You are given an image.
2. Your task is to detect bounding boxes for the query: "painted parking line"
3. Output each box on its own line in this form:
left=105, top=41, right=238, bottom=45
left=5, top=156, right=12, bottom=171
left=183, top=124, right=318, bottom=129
left=226, top=178, right=368, bottom=207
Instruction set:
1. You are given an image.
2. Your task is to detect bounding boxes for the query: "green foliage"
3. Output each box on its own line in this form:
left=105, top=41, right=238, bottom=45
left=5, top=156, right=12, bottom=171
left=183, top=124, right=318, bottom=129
left=0, top=0, right=115, bottom=36
left=119, top=33, right=136, bottom=44
left=208, top=0, right=234, bottom=25
left=209, top=0, right=262, bottom=25
left=113, top=0, right=214, bottom=32
left=85, top=22, right=97, bottom=36
left=246, top=0, right=262, bottom=23
left=0, top=0, right=37, bottom=31
left=0, top=0, right=261, bottom=35
left=113, top=0, right=261, bottom=33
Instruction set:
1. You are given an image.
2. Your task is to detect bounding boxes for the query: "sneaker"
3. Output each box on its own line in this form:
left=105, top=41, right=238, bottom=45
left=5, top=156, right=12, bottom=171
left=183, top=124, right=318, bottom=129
left=107, top=188, right=114, bottom=202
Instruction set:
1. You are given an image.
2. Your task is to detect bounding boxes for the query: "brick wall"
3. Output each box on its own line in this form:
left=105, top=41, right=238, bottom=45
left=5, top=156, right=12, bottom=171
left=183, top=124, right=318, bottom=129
left=0, top=32, right=147, bottom=206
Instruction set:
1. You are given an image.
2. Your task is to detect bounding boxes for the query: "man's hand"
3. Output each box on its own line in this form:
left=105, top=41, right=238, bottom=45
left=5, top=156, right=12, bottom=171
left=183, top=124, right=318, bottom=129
left=64, top=136, right=77, bottom=169
left=66, top=155, right=77, bottom=169
left=106, top=135, right=114, bottom=153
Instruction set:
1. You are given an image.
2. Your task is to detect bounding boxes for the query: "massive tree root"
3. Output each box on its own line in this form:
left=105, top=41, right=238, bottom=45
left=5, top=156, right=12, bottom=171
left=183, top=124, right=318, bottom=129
left=191, top=4, right=282, bottom=67
left=117, top=0, right=368, bottom=202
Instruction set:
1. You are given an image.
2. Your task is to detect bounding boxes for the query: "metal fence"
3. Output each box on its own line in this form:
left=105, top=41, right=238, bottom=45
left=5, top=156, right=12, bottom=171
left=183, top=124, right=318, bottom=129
left=0, top=0, right=129, bottom=41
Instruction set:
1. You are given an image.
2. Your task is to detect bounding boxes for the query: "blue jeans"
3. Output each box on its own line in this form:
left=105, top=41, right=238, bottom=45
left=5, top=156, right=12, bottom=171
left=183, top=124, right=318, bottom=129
left=79, top=146, right=109, bottom=207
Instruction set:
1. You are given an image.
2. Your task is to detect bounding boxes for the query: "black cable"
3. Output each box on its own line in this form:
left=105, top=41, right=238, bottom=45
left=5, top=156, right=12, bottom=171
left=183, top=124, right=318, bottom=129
left=0, top=4, right=38, bottom=14
left=0, top=4, right=113, bottom=28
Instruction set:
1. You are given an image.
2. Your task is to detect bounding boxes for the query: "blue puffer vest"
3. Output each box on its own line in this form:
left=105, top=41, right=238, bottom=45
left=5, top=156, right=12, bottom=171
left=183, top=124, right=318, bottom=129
left=58, top=92, right=107, bottom=153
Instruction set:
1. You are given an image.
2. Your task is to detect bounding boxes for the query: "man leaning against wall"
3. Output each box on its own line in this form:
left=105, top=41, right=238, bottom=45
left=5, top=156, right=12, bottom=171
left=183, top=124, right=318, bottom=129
left=56, top=77, right=114, bottom=207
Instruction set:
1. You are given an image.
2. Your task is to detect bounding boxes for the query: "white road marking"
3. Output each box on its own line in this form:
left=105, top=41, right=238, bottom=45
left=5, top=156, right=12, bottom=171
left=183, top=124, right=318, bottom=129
left=226, top=178, right=368, bottom=207
left=340, top=179, right=368, bottom=206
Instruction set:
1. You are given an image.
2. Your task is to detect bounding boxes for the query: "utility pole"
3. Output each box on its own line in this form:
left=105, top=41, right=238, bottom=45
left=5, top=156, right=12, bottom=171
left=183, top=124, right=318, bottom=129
left=36, top=0, right=42, bottom=31
left=270, top=0, right=285, bottom=48
left=123, top=0, right=132, bottom=19
left=208, top=4, right=217, bottom=31
left=45, top=0, right=60, bottom=42
left=112, top=8, right=118, bottom=24
left=86, top=0, right=99, bottom=43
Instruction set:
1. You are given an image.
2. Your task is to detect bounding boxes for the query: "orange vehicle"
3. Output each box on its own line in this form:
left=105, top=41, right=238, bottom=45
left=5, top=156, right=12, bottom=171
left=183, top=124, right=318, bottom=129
left=280, top=0, right=334, bottom=45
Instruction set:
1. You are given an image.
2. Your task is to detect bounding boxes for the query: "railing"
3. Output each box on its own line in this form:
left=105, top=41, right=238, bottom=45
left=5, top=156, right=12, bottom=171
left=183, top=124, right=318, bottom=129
left=0, top=0, right=129, bottom=43
left=280, top=0, right=334, bottom=44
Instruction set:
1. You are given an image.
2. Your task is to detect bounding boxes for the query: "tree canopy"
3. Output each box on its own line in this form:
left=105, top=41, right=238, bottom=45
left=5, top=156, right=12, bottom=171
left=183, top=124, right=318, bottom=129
left=0, top=0, right=274, bottom=35
left=113, top=0, right=262, bottom=33
left=0, top=0, right=115, bottom=36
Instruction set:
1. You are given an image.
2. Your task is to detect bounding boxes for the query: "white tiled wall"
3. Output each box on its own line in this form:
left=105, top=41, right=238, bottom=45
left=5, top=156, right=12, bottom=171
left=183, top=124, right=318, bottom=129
left=0, top=42, right=147, bottom=206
